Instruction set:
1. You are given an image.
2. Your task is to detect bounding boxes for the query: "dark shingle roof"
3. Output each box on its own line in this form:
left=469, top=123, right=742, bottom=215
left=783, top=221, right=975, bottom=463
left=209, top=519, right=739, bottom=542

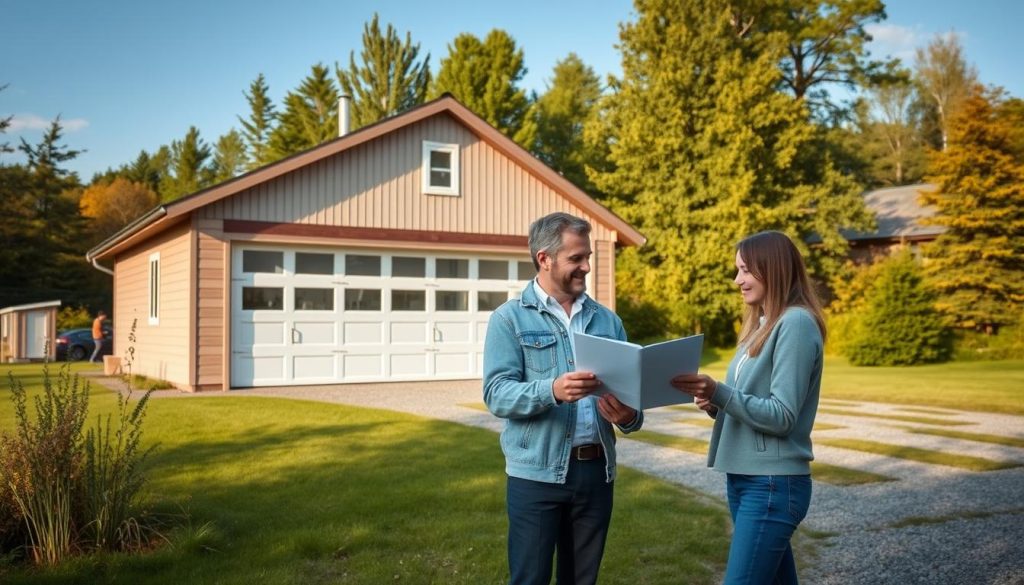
left=843, top=183, right=946, bottom=241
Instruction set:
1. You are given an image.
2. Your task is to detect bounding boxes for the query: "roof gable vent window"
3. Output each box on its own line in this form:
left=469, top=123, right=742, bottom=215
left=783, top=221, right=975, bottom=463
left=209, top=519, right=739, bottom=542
left=422, top=141, right=459, bottom=196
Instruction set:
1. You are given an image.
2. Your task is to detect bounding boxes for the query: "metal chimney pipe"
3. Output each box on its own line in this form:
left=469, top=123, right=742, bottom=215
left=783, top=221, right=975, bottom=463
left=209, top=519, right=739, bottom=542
left=339, top=95, right=351, bottom=137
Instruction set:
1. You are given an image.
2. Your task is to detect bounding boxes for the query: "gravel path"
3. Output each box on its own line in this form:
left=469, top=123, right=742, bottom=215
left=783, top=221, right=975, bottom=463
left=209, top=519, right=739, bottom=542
left=101, top=377, right=1024, bottom=584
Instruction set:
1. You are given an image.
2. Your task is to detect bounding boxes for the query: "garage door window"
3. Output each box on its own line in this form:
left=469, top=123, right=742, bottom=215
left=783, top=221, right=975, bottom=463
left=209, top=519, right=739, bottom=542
left=243, top=250, right=284, bottom=273
left=479, top=260, right=508, bottom=280
left=344, top=289, right=381, bottom=311
left=478, top=291, right=508, bottom=311
left=243, top=287, right=283, bottom=310
left=393, top=290, right=426, bottom=311
left=393, top=256, right=426, bottom=277
left=517, top=261, right=535, bottom=280
left=436, top=290, right=468, bottom=311
left=436, top=258, right=469, bottom=279
left=296, top=252, right=334, bottom=275
left=295, top=288, right=333, bottom=311
left=346, top=254, right=381, bottom=276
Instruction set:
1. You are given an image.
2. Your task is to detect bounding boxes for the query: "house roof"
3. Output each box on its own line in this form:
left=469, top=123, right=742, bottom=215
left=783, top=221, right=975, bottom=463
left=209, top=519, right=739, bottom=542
left=843, top=183, right=946, bottom=242
left=87, top=95, right=645, bottom=262
left=0, top=300, right=61, bottom=315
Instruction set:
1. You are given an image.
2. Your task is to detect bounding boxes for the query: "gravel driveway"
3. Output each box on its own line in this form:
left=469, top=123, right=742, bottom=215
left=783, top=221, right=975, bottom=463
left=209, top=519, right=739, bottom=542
left=124, top=378, right=1024, bottom=585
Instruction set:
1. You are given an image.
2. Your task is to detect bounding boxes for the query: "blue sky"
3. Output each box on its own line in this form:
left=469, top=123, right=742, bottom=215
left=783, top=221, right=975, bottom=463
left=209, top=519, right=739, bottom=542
left=3, top=0, right=1021, bottom=180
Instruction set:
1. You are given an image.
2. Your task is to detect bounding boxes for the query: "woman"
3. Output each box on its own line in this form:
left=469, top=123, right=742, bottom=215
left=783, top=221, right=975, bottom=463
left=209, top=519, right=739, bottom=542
left=672, top=231, right=825, bottom=585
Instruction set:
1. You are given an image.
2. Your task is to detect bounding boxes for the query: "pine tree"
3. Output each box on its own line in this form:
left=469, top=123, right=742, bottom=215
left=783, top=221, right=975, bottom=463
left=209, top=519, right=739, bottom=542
left=268, top=64, right=339, bottom=160
left=921, top=89, right=1024, bottom=332
left=239, top=73, right=277, bottom=169
left=160, top=126, right=211, bottom=202
left=336, top=14, right=430, bottom=130
left=590, top=0, right=871, bottom=341
left=431, top=29, right=534, bottom=147
left=846, top=250, right=952, bottom=366
left=211, top=129, right=249, bottom=183
left=530, top=53, right=604, bottom=194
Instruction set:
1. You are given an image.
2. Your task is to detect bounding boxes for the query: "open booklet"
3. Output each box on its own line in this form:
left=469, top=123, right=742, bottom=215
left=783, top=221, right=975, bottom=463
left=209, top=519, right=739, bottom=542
left=573, top=332, right=704, bottom=411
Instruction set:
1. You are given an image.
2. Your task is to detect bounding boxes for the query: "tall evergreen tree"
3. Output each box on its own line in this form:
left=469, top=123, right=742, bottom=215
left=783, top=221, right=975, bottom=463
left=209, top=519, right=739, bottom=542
left=530, top=54, right=604, bottom=194
left=921, top=89, right=1024, bottom=332
left=0, top=84, right=12, bottom=156
left=238, top=73, right=277, bottom=169
left=915, top=32, right=979, bottom=151
left=431, top=29, right=535, bottom=147
left=268, top=64, right=339, bottom=159
left=336, top=14, right=430, bottom=130
left=160, top=126, right=211, bottom=202
left=211, top=129, right=249, bottom=183
left=590, top=0, right=871, bottom=341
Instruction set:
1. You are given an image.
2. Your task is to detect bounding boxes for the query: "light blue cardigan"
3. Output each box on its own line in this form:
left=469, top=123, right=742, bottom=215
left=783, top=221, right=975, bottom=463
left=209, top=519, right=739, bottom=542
left=707, top=307, right=823, bottom=475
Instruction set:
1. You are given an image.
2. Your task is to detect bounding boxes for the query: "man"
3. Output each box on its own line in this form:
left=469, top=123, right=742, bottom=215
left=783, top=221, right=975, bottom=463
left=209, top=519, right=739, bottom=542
left=483, top=212, right=643, bottom=585
left=89, top=310, right=107, bottom=363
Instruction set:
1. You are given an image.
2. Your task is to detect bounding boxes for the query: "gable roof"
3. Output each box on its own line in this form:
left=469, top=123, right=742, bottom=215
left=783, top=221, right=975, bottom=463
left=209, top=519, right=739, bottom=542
left=843, top=183, right=946, bottom=242
left=87, top=95, right=645, bottom=262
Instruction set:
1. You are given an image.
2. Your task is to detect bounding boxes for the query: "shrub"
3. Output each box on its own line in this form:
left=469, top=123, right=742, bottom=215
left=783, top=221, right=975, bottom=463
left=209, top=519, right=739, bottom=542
left=845, top=251, right=953, bottom=366
left=56, top=306, right=94, bottom=331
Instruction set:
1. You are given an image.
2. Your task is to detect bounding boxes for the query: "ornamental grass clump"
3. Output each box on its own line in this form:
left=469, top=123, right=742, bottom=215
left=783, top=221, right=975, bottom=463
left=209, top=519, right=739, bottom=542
left=0, top=320, right=157, bottom=566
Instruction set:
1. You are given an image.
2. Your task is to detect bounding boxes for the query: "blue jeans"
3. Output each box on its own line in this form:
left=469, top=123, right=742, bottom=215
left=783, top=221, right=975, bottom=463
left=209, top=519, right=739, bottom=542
left=90, top=338, right=104, bottom=363
left=506, top=457, right=613, bottom=585
left=724, top=474, right=812, bottom=585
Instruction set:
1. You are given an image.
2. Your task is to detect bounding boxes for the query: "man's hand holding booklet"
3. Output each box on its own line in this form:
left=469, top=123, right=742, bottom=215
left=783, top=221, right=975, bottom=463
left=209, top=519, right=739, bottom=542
left=573, top=332, right=704, bottom=411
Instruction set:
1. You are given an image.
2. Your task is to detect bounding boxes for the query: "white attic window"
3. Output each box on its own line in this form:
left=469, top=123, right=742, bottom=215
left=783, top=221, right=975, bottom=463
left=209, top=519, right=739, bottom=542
left=422, top=141, right=459, bottom=196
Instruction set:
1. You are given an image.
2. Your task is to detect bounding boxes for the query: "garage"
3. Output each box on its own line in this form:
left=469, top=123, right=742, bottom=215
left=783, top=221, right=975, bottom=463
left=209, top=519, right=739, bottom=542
left=230, top=245, right=539, bottom=386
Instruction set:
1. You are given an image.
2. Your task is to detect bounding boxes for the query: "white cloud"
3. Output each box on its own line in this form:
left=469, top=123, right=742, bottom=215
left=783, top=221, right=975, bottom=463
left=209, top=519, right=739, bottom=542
left=9, top=113, right=89, bottom=132
left=865, top=23, right=921, bottom=62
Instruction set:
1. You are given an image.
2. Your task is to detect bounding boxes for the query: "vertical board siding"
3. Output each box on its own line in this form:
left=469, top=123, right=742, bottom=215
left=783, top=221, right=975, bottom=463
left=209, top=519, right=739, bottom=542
left=113, top=222, right=191, bottom=386
left=198, top=114, right=615, bottom=243
left=594, top=239, right=616, bottom=310
left=195, top=219, right=226, bottom=388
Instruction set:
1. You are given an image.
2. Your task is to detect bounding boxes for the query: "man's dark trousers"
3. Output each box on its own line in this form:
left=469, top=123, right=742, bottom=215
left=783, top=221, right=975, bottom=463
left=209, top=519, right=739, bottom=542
left=506, top=455, right=614, bottom=585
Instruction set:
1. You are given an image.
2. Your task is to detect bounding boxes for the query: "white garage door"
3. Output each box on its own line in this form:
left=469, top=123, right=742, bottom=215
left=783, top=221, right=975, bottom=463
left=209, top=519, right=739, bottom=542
left=230, top=245, right=537, bottom=387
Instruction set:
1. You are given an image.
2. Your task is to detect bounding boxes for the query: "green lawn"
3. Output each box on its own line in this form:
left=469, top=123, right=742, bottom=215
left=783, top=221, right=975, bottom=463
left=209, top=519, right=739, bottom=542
left=0, top=364, right=729, bottom=584
left=701, top=356, right=1024, bottom=415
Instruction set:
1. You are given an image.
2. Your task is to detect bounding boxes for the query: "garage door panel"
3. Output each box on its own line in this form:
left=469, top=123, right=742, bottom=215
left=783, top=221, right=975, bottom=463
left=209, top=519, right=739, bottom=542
left=344, top=354, right=382, bottom=377
left=238, top=321, right=284, bottom=345
left=391, top=321, right=427, bottom=344
left=294, top=321, right=335, bottom=344
left=344, top=321, right=384, bottom=344
left=293, top=355, right=335, bottom=378
left=475, top=321, right=489, bottom=343
left=391, top=353, right=429, bottom=376
left=435, top=352, right=473, bottom=376
left=435, top=321, right=471, bottom=343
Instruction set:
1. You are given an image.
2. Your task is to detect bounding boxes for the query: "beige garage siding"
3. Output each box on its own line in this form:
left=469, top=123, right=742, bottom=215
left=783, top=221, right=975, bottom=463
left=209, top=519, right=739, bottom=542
left=113, top=221, right=192, bottom=387
left=195, top=218, right=227, bottom=390
left=199, top=115, right=616, bottom=244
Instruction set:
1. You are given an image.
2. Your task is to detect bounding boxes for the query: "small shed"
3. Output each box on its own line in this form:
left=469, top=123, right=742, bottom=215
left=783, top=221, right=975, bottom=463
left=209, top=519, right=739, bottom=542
left=0, top=300, right=62, bottom=363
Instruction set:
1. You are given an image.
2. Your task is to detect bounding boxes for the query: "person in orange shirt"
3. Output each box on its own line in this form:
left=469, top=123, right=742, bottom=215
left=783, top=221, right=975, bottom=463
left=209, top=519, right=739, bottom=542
left=89, top=310, right=107, bottom=363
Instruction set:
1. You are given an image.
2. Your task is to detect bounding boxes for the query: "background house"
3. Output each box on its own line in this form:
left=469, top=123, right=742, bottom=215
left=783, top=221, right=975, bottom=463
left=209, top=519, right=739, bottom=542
left=844, top=183, right=945, bottom=263
left=87, top=96, right=644, bottom=391
left=0, top=300, right=61, bottom=363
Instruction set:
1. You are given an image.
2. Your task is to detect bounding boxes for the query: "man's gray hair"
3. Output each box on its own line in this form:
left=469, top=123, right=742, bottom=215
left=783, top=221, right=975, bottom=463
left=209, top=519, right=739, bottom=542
left=528, top=212, right=591, bottom=270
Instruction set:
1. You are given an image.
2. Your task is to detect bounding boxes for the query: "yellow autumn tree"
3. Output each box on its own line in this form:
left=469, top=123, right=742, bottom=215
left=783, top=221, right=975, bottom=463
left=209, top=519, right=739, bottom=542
left=79, top=177, right=158, bottom=240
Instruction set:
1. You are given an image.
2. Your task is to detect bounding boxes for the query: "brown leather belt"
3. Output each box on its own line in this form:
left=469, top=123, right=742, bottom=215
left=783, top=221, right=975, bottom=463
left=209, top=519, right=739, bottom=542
left=571, top=443, right=604, bottom=461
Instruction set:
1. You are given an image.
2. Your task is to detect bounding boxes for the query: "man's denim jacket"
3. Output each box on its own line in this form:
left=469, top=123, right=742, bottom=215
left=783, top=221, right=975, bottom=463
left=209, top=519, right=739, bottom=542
left=483, top=282, right=644, bottom=484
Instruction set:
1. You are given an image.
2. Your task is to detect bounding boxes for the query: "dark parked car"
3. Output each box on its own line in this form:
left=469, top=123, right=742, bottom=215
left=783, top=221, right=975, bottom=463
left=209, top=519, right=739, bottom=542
left=55, top=327, right=113, bottom=362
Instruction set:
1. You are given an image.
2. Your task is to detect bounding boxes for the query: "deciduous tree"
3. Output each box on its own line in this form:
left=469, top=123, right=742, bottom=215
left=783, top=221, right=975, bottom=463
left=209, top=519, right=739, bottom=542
left=79, top=178, right=158, bottom=241
left=915, top=32, right=979, bottom=151
left=336, top=14, right=430, bottom=130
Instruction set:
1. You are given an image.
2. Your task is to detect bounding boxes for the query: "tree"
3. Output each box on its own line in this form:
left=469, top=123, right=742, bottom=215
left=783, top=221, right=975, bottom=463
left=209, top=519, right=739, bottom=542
left=529, top=54, right=605, bottom=194
left=1, top=84, right=12, bottom=156
left=729, top=0, right=890, bottom=112
left=210, top=129, right=249, bottom=183
left=431, top=29, right=535, bottom=147
left=921, top=89, right=1024, bottom=332
left=336, top=14, right=430, bottom=130
left=79, top=178, right=159, bottom=241
left=238, top=73, right=277, bottom=169
left=849, top=74, right=928, bottom=186
left=268, top=64, right=339, bottom=160
left=845, top=250, right=952, bottom=365
left=589, top=0, right=871, bottom=341
left=159, top=126, right=211, bottom=202
left=915, top=32, right=979, bottom=151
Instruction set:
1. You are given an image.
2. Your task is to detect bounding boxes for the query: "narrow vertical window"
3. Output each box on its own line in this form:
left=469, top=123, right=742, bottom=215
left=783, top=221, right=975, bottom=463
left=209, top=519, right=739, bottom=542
left=148, top=253, right=160, bottom=324
left=421, top=141, right=459, bottom=196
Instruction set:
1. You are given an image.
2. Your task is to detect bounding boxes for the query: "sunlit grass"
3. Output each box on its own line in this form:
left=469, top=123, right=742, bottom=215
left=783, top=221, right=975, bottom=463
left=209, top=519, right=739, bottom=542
left=898, top=426, right=1024, bottom=449
left=818, top=438, right=1021, bottom=471
left=0, top=364, right=729, bottom=585
left=818, top=408, right=974, bottom=427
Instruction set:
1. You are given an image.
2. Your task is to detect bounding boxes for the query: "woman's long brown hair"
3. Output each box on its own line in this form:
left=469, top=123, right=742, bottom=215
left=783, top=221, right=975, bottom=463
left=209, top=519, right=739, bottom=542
left=736, top=231, right=826, bottom=357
